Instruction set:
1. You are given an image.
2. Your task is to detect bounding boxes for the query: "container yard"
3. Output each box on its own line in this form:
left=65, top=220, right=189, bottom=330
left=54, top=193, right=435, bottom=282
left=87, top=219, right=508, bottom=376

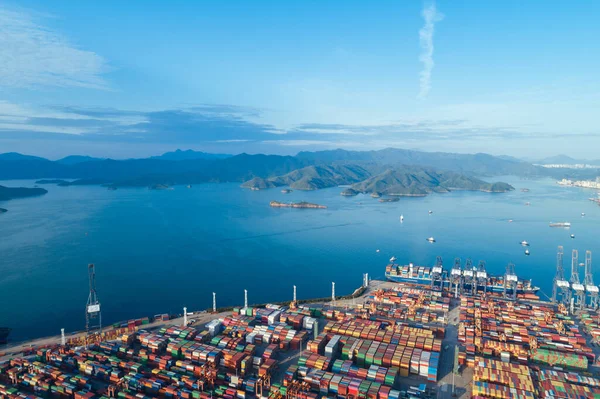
left=5, top=252, right=600, bottom=399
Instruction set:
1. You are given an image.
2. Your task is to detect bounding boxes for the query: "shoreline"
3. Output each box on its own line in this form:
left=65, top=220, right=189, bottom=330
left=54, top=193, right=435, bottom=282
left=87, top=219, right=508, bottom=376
left=0, top=284, right=367, bottom=357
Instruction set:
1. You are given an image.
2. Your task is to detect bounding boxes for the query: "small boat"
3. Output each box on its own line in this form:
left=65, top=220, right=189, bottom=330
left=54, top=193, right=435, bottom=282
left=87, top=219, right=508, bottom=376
left=581, top=213, right=585, bottom=217
left=525, top=249, right=530, bottom=256
left=186, top=185, right=192, bottom=189
left=390, top=256, right=397, bottom=262
left=570, top=234, right=575, bottom=239
left=426, top=237, right=436, bottom=243
left=400, top=214, right=404, bottom=222
left=525, top=202, right=531, bottom=206
left=428, top=210, right=433, bottom=214
left=549, top=222, right=571, bottom=228
left=508, top=219, right=513, bottom=223
left=520, top=241, right=530, bottom=246
left=376, top=249, right=380, bottom=253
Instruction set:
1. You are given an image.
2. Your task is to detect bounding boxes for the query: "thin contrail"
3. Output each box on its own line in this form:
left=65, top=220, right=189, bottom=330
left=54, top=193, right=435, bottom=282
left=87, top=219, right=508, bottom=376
left=418, top=3, right=444, bottom=99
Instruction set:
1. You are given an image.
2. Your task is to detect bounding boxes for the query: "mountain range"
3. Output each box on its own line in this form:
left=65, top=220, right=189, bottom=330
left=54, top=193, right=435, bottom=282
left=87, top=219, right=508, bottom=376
left=534, top=154, right=600, bottom=165
left=0, top=148, right=599, bottom=191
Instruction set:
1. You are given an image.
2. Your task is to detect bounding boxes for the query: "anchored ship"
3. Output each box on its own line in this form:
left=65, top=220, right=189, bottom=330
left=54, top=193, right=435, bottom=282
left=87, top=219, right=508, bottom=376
left=0, top=327, right=11, bottom=344
left=549, top=222, right=571, bottom=228
left=385, top=262, right=539, bottom=294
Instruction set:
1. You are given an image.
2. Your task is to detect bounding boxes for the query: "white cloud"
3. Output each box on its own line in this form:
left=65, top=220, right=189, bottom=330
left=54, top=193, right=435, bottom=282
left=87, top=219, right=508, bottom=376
left=0, top=6, right=109, bottom=89
left=418, top=3, right=444, bottom=99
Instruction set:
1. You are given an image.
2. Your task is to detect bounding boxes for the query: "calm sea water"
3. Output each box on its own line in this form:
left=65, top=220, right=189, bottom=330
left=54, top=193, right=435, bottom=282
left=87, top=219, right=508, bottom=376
left=1, top=177, right=599, bottom=341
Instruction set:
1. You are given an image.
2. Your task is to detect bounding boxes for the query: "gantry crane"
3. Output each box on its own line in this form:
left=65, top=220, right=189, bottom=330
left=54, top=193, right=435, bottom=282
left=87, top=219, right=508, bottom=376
left=552, top=246, right=570, bottom=305
left=462, top=259, right=475, bottom=295
left=431, top=256, right=444, bottom=290
left=86, top=264, right=102, bottom=334
left=476, top=260, right=488, bottom=295
left=285, top=380, right=312, bottom=399
left=570, top=250, right=585, bottom=311
left=503, top=262, right=518, bottom=300
left=450, top=258, right=463, bottom=298
left=584, top=250, right=598, bottom=309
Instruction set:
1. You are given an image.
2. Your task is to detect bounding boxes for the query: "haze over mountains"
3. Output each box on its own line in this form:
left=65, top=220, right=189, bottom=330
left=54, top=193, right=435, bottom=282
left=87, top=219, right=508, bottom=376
left=0, top=148, right=598, bottom=192
left=534, top=155, right=600, bottom=165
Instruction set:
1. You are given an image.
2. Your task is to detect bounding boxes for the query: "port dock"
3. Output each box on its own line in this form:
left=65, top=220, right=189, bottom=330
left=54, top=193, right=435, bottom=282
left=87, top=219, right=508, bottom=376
left=4, top=252, right=600, bottom=399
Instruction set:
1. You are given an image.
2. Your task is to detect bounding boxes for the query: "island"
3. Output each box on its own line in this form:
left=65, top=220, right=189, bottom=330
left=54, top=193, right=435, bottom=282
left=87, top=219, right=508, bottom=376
left=340, top=188, right=359, bottom=196
left=242, top=165, right=513, bottom=197
left=270, top=201, right=327, bottom=209
left=0, top=185, right=48, bottom=201
left=241, top=177, right=279, bottom=190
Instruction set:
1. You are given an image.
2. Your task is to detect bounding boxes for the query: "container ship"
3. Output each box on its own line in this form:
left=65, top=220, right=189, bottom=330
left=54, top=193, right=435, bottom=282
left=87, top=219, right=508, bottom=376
left=0, top=327, right=10, bottom=344
left=385, top=263, right=538, bottom=294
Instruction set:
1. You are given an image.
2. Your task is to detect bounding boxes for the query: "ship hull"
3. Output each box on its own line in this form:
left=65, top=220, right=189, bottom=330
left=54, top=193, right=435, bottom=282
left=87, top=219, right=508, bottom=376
left=385, top=273, right=538, bottom=294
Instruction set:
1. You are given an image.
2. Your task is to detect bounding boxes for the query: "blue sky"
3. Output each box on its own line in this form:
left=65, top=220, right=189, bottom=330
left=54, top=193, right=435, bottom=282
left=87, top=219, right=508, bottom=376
left=0, top=0, right=599, bottom=159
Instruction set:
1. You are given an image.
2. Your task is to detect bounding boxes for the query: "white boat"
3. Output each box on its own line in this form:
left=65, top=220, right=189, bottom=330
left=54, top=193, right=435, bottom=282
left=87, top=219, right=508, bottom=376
left=582, top=213, right=585, bottom=217
left=400, top=215, right=404, bottom=222
left=390, top=256, right=397, bottom=262
left=376, top=249, right=380, bottom=253
left=525, top=249, right=530, bottom=256
left=570, top=234, right=575, bottom=239
left=549, top=222, right=571, bottom=228
left=426, top=237, right=436, bottom=243
left=428, top=210, right=433, bottom=214
left=508, top=219, right=513, bottom=223
left=520, top=241, right=530, bottom=246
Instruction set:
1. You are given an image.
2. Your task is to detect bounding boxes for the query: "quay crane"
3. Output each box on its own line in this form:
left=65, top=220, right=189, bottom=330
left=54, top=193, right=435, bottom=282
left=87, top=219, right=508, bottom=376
left=450, top=258, right=463, bottom=298
left=476, top=260, right=488, bottom=295
left=584, top=250, right=598, bottom=309
left=503, top=262, right=518, bottom=300
left=569, top=250, right=585, bottom=311
left=86, top=264, right=102, bottom=335
left=463, top=259, right=475, bottom=295
left=430, top=256, right=445, bottom=290
left=552, top=246, right=570, bottom=305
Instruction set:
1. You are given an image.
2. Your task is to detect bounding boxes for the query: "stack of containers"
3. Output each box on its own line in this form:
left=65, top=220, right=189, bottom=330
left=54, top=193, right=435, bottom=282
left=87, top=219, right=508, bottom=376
left=324, top=335, right=340, bottom=358
left=307, top=333, right=329, bottom=354
left=137, top=333, right=169, bottom=353
left=531, top=348, right=588, bottom=370
left=206, top=320, right=223, bottom=337
left=298, top=352, right=332, bottom=371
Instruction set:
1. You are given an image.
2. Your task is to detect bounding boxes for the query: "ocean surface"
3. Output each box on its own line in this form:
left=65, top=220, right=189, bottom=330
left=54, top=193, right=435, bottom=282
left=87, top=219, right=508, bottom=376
left=1, top=177, right=599, bottom=342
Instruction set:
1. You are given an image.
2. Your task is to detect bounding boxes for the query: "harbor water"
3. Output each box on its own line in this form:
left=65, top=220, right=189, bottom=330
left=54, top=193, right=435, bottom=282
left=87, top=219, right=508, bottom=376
left=0, top=177, right=599, bottom=341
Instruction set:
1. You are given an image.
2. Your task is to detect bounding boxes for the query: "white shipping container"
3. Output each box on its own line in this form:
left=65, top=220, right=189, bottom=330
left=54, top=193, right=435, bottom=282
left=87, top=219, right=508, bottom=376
left=268, top=311, right=281, bottom=325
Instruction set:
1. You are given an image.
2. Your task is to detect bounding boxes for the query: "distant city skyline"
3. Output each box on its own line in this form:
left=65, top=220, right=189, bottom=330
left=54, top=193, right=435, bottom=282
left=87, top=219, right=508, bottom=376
left=0, top=1, right=599, bottom=159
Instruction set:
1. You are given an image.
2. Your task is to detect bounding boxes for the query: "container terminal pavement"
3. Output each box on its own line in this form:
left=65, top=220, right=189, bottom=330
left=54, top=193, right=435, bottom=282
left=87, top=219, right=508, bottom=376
left=4, top=281, right=600, bottom=399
